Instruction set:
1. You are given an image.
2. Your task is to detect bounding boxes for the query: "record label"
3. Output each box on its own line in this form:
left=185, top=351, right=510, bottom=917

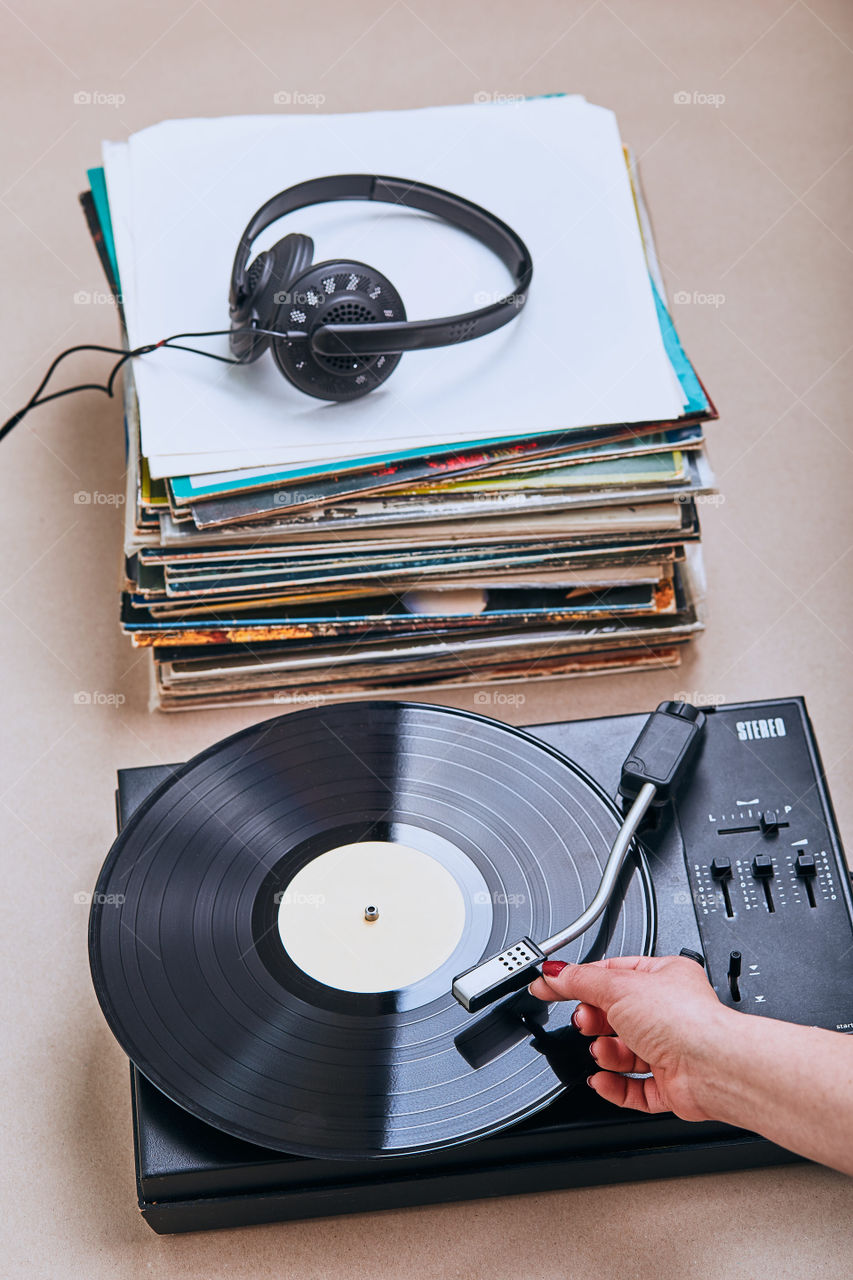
left=277, top=840, right=470, bottom=993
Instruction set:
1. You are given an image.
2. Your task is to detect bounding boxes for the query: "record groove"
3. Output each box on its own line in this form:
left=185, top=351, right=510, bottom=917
left=89, top=702, right=652, bottom=1158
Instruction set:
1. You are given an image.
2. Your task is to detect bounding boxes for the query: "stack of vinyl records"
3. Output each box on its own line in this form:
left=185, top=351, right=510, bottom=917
left=82, top=97, right=717, bottom=710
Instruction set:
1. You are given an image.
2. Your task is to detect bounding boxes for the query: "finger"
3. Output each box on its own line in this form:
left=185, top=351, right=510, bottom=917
left=529, top=955, right=663, bottom=1007
left=589, top=1035, right=651, bottom=1075
left=571, top=1002, right=614, bottom=1037
left=526, top=982, right=615, bottom=1038
left=537, top=960, right=639, bottom=1012
left=587, top=1071, right=669, bottom=1114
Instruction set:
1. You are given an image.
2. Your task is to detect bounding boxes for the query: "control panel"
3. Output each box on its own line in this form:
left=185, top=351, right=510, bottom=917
left=534, top=697, right=853, bottom=1035
left=675, top=700, right=853, bottom=1030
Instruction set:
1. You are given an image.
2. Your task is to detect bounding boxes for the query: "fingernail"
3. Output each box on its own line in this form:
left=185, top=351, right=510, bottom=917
left=571, top=1006, right=581, bottom=1028
left=588, top=1041, right=599, bottom=1061
left=542, top=960, right=567, bottom=977
left=586, top=1075, right=597, bottom=1089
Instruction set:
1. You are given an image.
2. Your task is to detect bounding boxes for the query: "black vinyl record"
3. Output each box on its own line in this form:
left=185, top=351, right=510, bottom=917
left=89, top=702, right=653, bottom=1159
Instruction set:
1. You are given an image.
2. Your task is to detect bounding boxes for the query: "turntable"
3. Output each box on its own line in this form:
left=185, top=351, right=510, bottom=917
left=88, top=698, right=853, bottom=1232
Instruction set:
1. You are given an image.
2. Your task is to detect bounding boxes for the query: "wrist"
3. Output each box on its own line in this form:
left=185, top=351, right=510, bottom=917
left=681, top=1003, right=746, bottom=1123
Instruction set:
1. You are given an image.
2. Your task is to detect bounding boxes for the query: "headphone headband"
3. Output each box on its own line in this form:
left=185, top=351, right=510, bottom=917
left=229, top=175, right=532, bottom=357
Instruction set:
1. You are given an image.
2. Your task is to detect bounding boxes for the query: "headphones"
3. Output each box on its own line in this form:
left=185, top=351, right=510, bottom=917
left=228, top=175, right=532, bottom=403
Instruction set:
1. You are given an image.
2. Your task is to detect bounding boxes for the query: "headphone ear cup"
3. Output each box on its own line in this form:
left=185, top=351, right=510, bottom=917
left=253, top=233, right=315, bottom=345
left=230, top=234, right=315, bottom=363
left=270, top=259, right=406, bottom=402
left=229, top=251, right=272, bottom=362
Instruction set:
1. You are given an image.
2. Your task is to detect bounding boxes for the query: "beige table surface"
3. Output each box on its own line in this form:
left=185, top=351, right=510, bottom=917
left=2, top=1, right=852, bottom=1276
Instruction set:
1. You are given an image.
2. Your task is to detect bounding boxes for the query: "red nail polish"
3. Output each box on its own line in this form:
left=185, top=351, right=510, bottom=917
left=542, top=960, right=567, bottom=977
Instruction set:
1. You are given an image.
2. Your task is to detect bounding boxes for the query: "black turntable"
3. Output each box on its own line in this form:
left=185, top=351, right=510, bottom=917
left=89, top=697, right=853, bottom=1233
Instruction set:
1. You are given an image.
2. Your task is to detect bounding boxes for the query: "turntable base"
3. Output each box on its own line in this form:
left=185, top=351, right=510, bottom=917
left=113, top=698, right=853, bottom=1233
left=131, top=1060, right=799, bottom=1234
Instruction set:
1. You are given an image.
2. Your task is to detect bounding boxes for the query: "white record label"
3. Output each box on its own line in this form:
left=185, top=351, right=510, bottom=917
left=277, top=840, right=467, bottom=993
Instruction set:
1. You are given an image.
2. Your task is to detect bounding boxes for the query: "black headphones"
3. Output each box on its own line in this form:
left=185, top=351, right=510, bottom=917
left=228, top=175, right=533, bottom=403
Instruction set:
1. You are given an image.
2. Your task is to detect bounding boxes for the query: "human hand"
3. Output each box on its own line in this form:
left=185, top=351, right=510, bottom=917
left=528, top=955, right=734, bottom=1121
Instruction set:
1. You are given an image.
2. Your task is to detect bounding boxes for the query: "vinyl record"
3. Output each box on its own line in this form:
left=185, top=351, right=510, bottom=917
left=89, top=702, right=653, bottom=1159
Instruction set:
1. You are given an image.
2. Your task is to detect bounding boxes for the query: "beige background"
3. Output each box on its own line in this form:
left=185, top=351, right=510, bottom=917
left=1, top=1, right=852, bottom=1276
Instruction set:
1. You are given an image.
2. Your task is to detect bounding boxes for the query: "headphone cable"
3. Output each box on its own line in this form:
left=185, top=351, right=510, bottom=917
left=0, top=329, right=247, bottom=444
